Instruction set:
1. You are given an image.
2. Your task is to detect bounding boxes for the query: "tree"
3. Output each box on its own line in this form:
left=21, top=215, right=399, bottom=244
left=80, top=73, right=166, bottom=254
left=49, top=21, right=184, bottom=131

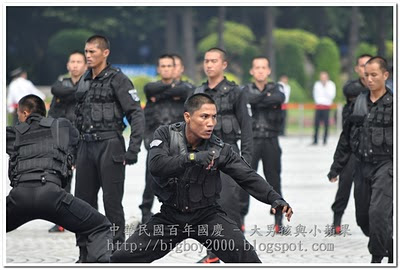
left=264, top=7, right=276, bottom=81
left=218, top=7, right=226, bottom=50
left=346, top=7, right=361, bottom=78
left=181, top=8, right=196, bottom=81
left=165, top=8, right=178, bottom=53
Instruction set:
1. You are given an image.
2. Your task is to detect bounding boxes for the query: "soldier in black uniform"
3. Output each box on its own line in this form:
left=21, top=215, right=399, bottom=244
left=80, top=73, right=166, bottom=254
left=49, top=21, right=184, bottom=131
left=171, top=53, right=196, bottom=121
left=6, top=94, right=112, bottom=263
left=330, top=54, right=371, bottom=234
left=328, top=57, right=393, bottom=263
left=74, top=35, right=145, bottom=261
left=47, top=50, right=87, bottom=233
left=243, top=57, right=285, bottom=233
left=140, top=54, right=193, bottom=223
left=110, top=93, right=293, bottom=263
left=194, top=48, right=253, bottom=263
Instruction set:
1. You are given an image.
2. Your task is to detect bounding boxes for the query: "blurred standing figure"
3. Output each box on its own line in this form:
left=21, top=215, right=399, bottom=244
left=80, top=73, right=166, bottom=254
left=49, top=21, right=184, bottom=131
left=140, top=54, right=191, bottom=224
left=7, top=67, right=45, bottom=125
left=330, top=54, right=371, bottom=235
left=312, top=71, right=336, bottom=145
left=49, top=51, right=87, bottom=123
left=47, top=51, right=87, bottom=233
left=244, top=57, right=285, bottom=233
left=278, top=74, right=291, bottom=136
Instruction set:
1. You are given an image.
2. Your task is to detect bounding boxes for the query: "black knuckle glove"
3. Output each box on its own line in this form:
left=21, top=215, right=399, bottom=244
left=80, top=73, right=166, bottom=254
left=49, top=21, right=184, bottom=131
left=271, top=199, right=289, bottom=210
left=124, top=151, right=138, bottom=165
left=194, top=150, right=214, bottom=166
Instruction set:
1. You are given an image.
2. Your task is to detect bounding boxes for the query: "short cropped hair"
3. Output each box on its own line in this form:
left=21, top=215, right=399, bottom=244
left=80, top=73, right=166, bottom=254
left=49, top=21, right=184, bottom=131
left=158, top=54, right=175, bottom=66
left=171, top=54, right=184, bottom=65
left=86, top=35, right=110, bottom=50
left=356, top=54, right=372, bottom=65
left=252, top=56, right=270, bottom=67
left=184, top=93, right=216, bottom=115
left=365, top=56, right=388, bottom=72
left=18, top=94, right=46, bottom=117
left=206, top=47, right=227, bottom=62
left=69, top=50, right=86, bottom=63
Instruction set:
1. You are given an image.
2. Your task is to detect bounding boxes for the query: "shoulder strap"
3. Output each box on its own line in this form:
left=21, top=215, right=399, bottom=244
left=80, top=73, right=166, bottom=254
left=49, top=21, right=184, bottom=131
left=194, top=84, right=207, bottom=94
left=352, top=91, right=369, bottom=117
left=169, top=124, right=188, bottom=156
left=39, top=117, right=55, bottom=127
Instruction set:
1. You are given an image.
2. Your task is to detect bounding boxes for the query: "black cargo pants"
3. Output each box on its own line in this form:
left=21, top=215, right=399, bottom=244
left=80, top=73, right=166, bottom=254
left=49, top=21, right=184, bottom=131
left=110, top=205, right=261, bottom=263
left=139, top=151, right=156, bottom=223
left=6, top=179, right=112, bottom=262
left=75, top=135, right=126, bottom=248
left=331, top=154, right=357, bottom=225
left=353, top=159, right=392, bottom=257
left=251, top=137, right=282, bottom=225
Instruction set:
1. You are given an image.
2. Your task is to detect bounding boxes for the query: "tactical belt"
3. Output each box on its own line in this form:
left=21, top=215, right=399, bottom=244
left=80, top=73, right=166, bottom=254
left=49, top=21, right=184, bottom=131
left=356, top=155, right=392, bottom=163
left=254, top=130, right=279, bottom=138
left=12, top=172, right=62, bottom=187
left=79, top=131, right=119, bottom=142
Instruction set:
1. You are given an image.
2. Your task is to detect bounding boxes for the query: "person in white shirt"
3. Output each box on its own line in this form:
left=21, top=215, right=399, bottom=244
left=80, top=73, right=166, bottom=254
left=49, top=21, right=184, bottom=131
left=278, top=74, right=291, bottom=136
left=312, top=71, right=336, bottom=145
left=7, top=68, right=46, bottom=124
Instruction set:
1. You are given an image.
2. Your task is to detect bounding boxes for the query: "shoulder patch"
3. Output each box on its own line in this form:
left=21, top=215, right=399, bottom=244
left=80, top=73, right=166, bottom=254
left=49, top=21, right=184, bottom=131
left=128, top=89, right=140, bottom=102
left=150, top=139, right=163, bottom=148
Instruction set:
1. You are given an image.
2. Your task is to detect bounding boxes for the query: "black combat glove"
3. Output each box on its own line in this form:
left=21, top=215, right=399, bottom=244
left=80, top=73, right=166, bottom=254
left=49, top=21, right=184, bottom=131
left=271, top=199, right=293, bottom=221
left=189, top=150, right=215, bottom=167
left=124, top=151, right=138, bottom=165
left=271, top=199, right=290, bottom=210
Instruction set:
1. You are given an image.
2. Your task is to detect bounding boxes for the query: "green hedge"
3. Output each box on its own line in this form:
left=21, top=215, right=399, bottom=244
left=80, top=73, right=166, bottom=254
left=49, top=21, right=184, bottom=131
left=48, top=29, right=95, bottom=57
left=313, top=37, right=341, bottom=90
left=197, top=19, right=256, bottom=57
left=276, top=42, right=307, bottom=88
left=274, top=28, right=319, bottom=55
left=288, top=79, right=312, bottom=103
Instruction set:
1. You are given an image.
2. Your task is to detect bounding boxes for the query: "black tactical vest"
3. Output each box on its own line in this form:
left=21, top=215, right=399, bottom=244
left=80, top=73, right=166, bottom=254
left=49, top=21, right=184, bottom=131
left=195, top=80, right=240, bottom=143
left=75, top=67, right=125, bottom=133
left=247, top=83, right=282, bottom=138
left=10, top=116, right=72, bottom=187
left=349, top=91, right=393, bottom=162
left=152, top=122, right=224, bottom=212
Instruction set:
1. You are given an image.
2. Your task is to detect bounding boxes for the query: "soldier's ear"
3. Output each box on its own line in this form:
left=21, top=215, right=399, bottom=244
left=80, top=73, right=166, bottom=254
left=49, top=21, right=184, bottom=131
left=184, top=112, right=191, bottom=123
left=222, top=60, right=228, bottom=71
left=383, top=71, right=389, bottom=81
left=103, top=49, right=110, bottom=58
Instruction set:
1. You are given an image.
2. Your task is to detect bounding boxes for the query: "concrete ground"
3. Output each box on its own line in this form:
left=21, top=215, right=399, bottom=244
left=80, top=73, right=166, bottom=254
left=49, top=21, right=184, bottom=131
left=4, top=135, right=392, bottom=266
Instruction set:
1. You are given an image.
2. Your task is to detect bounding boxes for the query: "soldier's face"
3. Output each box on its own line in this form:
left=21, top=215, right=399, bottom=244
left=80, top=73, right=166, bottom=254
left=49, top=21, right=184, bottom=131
left=84, top=42, right=109, bottom=69
left=173, top=58, right=184, bottom=80
left=250, top=58, right=271, bottom=82
left=158, top=58, right=175, bottom=80
left=355, top=56, right=371, bottom=79
left=364, top=62, right=389, bottom=92
left=67, top=53, right=87, bottom=78
left=203, top=51, right=227, bottom=79
left=185, top=103, right=217, bottom=140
